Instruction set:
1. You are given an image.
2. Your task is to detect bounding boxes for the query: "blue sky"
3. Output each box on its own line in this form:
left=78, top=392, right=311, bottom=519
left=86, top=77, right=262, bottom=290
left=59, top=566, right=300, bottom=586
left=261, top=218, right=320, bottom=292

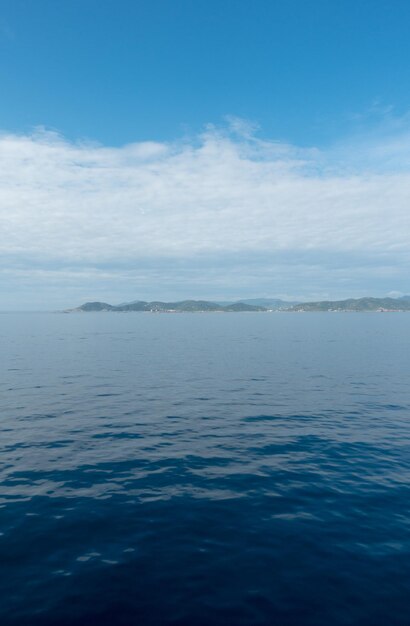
left=1, top=0, right=410, bottom=308
left=2, top=0, right=410, bottom=146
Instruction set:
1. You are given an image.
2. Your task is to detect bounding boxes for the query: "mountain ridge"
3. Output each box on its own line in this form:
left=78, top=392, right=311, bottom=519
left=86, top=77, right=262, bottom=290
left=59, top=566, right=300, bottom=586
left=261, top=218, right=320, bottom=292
left=70, top=300, right=267, bottom=313
left=288, top=297, right=410, bottom=312
left=68, top=296, right=410, bottom=313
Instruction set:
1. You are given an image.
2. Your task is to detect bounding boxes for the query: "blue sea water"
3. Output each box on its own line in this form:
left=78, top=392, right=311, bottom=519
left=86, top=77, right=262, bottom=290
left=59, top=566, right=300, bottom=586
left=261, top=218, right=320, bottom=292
left=1, top=312, right=410, bottom=625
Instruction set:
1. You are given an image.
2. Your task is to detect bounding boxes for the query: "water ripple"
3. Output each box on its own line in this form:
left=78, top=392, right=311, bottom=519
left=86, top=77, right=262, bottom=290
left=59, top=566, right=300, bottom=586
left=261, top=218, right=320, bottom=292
left=1, top=313, right=410, bottom=624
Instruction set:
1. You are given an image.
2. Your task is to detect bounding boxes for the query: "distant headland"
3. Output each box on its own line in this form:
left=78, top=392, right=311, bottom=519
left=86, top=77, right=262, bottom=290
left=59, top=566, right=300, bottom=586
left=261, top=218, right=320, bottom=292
left=66, top=296, right=410, bottom=313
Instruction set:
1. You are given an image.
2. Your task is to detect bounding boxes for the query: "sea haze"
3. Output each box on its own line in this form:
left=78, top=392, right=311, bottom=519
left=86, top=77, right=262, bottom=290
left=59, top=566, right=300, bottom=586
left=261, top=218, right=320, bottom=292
left=1, top=313, right=410, bottom=625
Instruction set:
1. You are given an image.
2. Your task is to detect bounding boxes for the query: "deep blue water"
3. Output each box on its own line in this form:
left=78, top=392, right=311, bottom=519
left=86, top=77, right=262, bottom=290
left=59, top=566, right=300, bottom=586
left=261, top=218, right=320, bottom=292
left=1, top=312, right=410, bottom=625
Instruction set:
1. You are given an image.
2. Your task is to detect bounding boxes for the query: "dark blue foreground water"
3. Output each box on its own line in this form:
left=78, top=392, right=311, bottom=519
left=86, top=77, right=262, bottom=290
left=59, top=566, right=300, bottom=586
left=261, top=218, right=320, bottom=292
left=1, top=312, right=410, bottom=625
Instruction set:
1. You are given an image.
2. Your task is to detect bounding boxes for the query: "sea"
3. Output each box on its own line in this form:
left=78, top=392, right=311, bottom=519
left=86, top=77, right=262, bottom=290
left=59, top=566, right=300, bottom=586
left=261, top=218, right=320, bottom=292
left=1, top=312, right=410, bottom=625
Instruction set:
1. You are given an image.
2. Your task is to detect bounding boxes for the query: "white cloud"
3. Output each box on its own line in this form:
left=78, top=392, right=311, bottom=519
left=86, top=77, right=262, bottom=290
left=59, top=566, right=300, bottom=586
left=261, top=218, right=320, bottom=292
left=0, top=121, right=409, bottom=307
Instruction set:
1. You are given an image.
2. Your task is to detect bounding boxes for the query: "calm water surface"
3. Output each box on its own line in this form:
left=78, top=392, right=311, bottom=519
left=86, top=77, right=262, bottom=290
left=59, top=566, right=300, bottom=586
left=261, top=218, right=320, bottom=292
left=1, top=312, right=410, bottom=625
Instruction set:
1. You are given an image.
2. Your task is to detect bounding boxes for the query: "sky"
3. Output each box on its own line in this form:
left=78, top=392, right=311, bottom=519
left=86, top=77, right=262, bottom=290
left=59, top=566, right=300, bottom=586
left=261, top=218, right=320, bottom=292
left=1, top=0, right=410, bottom=309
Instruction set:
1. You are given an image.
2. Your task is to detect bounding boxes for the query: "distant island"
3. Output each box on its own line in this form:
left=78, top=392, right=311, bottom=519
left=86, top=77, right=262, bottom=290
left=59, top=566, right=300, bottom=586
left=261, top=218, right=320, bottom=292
left=67, top=296, right=410, bottom=313
left=289, top=296, right=410, bottom=312
left=69, top=300, right=268, bottom=313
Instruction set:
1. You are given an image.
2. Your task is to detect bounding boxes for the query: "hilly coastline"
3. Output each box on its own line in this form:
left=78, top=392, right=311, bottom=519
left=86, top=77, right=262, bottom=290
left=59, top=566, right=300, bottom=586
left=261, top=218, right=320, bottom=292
left=71, top=300, right=268, bottom=313
left=290, top=297, right=410, bottom=312
left=69, top=296, right=410, bottom=313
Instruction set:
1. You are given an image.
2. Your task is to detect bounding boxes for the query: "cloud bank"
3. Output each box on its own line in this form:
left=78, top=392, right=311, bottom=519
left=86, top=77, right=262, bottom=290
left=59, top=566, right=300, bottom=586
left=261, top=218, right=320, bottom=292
left=0, top=119, right=409, bottom=308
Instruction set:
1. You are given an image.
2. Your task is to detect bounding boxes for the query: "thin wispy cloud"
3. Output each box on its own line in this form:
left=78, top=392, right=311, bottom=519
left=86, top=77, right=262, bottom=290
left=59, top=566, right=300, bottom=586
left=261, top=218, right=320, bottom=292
left=0, top=119, right=409, bottom=308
